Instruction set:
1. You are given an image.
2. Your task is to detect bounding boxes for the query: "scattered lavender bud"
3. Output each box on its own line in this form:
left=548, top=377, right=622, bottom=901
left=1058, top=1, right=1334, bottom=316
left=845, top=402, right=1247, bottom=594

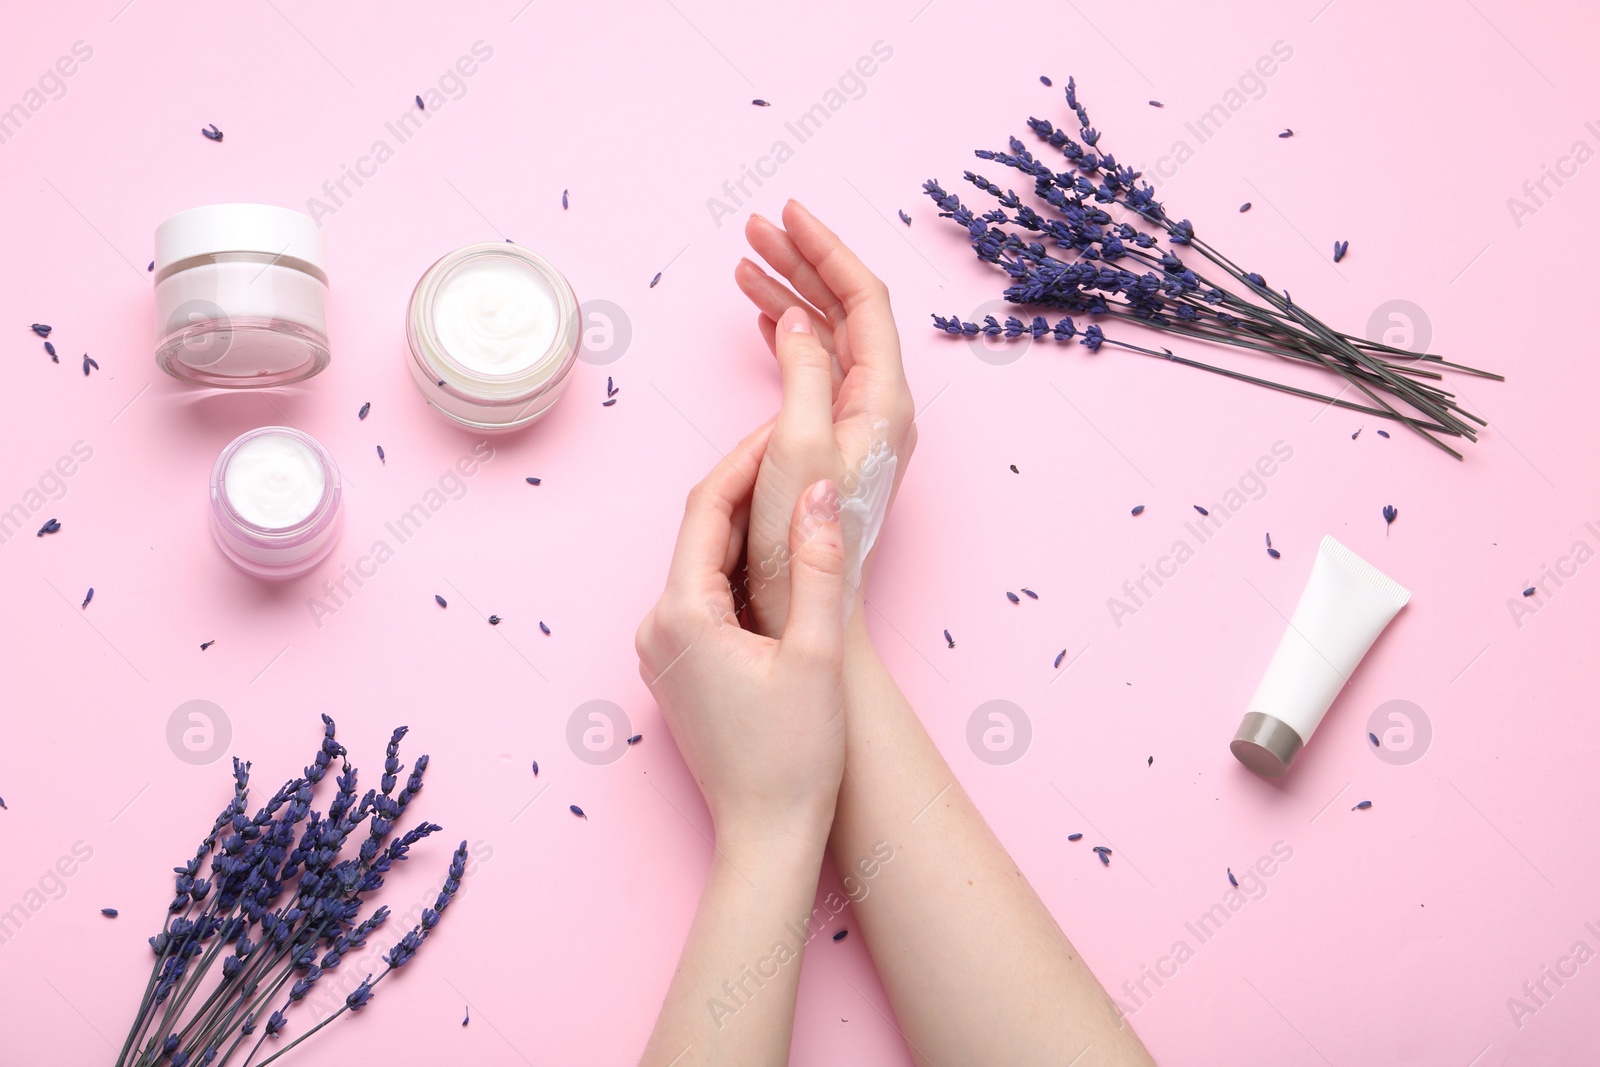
left=83, top=354, right=99, bottom=375
left=832, top=929, right=849, bottom=942
left=36, top=518, right=60, bottom=536
left=1131, top=505, right=1145, bottom=516
left=82, top=587, right=93, bottom=609
left=1278, top=128, right=1294, bottom=138
left=531, top=760, right=539, bottom=776
left=434, top=595, right=448, bottom=608
left=1227, top=869, right=1238, bottom=887
left=898, top=209, right=912, bottom=225
left=416, top=95, right=425, bottom=110
left=45, top=341, right=56, bottom=357
left=1369, top=732, right=1380, bottom=746
left=1377, top=430, right=1390, bottom=438
left=1094, top=847, right=1111, bottom=866
left=1352, top=800, right=1372, bottom=810
left=202, top=124, right=223, bottom=141
left=488, top=615, right=501, bottom=625
left=377, top=445, right=386, bottom=463
left=525, top=476, right=541, bottom=485
left=101, top=908, right=119, bottom=917
left=1333, top=240, right=1349, bottom=263
left=1067, top=833, right=1083, bottom=841
left=562, top=189, right=569, bottom=210
left=1006, top=591, right=1020, bottom=604
left=943, top=629, right=954, bottom=648
left=1148, top=100, right=1164, bottom=107
left=30, top=324, right=51, bottom=337
left=539, top=621, right=551, bottom=635
left=1522, top=587, right=1537, bottom=597
left=606, top=375, right=617, bottom=396
left=626, top=734, right=642, bottom=745
left=358, top=402, right=370, bottom=420
left=1193, top=504, right=1209, bottom=516
left=751, top=98, right=770, bottom=107
left=462, top=1006, right=469, bottom=1026
left=1054, top=649, right=1066, bottom=668
left=0, top=797, right=7, bottom=809
left=1039, top=75, right=1052, bottom=86
left=1009, top=464, right=1019, bottom=473
left=569, top=804, right=586, bottom=819
left=649, top=272, right=662, bottom=288
left=1239, top=202, right=1251, bottom=212
left=1267, top=548, right=1281, bottom=559
left=148, top=261, right=154, bottom=272
left=1266, top=533, right=1273, bottom=548
left=1147, top=756, right=1153, bottom=766
left=1382, top=504, right=1398, bottom=530
left=602, top=397, right=617, bottom=407
left=200, top=640, right=214, bottom=651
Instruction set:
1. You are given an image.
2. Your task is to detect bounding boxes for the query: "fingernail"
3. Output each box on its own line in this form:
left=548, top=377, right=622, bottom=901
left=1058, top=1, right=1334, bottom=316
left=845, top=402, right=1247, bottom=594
left=806, top=479, right=840, bottom=521
left=781, top=306, right=812, bottom=334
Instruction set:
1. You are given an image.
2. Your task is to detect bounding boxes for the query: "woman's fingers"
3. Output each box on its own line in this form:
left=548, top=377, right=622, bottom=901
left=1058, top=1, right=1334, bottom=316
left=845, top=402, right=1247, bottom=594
left=772, top=307, right=836, bottom=450
left=734, top=257, right=837, bottom=354
left=780, top=479, right=846, bottom=668
left=779, top=200, right=905, bottom=383
left=745, top=213, right=854, bottom=371
left=665, top=419, right=773, bottom=596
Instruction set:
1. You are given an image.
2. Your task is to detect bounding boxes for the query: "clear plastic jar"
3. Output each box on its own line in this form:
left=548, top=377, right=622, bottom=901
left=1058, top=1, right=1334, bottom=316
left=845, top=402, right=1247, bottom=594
left=209, top=427, right=342, bottom=579
left=406, top=242, right=581, bottom=432
left=154, top=204, right=330, bottom=388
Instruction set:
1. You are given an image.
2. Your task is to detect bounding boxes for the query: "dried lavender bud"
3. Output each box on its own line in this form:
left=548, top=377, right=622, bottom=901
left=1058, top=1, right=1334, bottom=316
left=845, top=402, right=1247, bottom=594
left=562, top=189, right=569, bottom=209
left=1267, top=548, right=1281, bottom=559
left=434, top=594, right=447, bottom=608
left=1377, top=430, right=1390, bottom=438
left=415, top=94, right=425, bottom=110
left=200, top=640, right=214, bottom=651
left=358, top=402, right=370, bottom=420
left=202, top=124, right=223, bottom=141
left=377, top=445, right=385, bottom=463
left=30, top=324, right=51, bottom=337
left=1278, top=128, right=1294, bottom=138
left=36, top=518, right=60, bottom=536
left=626, top=734, right=642, bottom=745
left=1239, top=203, right=1251, bottom=212
left=1227, top=869, right=1238, bottom=887
left=487, top=615, right=501, bottom=625
left=82, top=587, right=93, bottom=609
left=530, top=761, right=538, bottom=776
left=1006, top=591, right=1020, bottom=604
left=83, top=354, right=98, bottom=375
left=752, top=98, right=770, bottom=106
left=649, top=272, right=662, bottom=288
left=1131, top=505, right=1145, bottom=516
left=602, top=398, right=617, bottom=407
left=101, top=907, right=119, bottom=917
left=525, top=476, right=541, bottom=485
left=1147, top=756, right=1153, bottom=766
left=1352, top=800, right=1372, bottom=810
left=832, top=929, right=849, bottom=941
left=1522, top=587, right=1536, bottom=597
left=898, top=209, right=912, bottom=225
left=539, top=621, right=551, bottom=635
left=1067, top=833, right=1082, bottom=841
left=1382, top=505, right=1398, bottom=527
left=943, top=629, right=954, bottom=647
left=1054, top=649, right=1066, bottom=668
left=1333, top=240, right=1349, bottom=263
left=1021, top=588, right=1038, bottom=599
left=1039, top=75, right=1052, bottom=86
left=1009, top=464, right=1019, bottom=473
left=1193, top=505, right=1209, bottom=516
left=44, top=341, right=56, bottom=356
left=569, top=804, right=586, bottom=819
left=1369, top=732, right=1380, bottom=746
left=1148, top=100, right=1163, bottom=107
left=148, top=262, right=154, bottom=271
left=463, top=1006, right=470, bottom=1026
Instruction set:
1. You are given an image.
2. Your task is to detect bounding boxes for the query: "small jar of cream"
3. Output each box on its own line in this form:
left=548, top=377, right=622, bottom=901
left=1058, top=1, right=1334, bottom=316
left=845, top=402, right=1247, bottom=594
left=405, top=242, right=581, bottom=432
left=154, top=204, right=330, bottom=388
left=209, top=427, right=342, bottom=579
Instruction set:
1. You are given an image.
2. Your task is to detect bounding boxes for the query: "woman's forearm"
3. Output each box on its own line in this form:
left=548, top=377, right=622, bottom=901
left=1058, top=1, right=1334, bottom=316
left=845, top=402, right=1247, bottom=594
left=641, top=835, right=831, bottom=1067
left=828, top=632, right=1156, bottom=1066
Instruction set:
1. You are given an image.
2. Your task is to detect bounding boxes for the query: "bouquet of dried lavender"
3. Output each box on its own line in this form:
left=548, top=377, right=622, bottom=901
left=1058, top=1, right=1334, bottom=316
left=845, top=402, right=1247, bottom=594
left=925, top=77, right=1501, bottom=459
left=113, top=717, right=466, bottom=1066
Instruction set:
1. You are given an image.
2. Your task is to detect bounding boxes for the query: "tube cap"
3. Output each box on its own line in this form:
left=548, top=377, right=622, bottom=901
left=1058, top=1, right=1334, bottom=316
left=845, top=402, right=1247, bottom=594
left=1230, top=712, right=1305, bottom=778
left=155, top=204, right=325, bottom=274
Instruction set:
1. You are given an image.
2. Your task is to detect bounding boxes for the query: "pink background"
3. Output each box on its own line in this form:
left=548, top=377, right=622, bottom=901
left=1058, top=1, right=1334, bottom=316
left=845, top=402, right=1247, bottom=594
left=2, top=1, right=1597, bottom=1064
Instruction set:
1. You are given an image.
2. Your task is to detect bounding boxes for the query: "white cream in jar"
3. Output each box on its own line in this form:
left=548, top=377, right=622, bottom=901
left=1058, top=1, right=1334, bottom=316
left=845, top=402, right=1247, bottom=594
left=209, top=427, right=342, bottom=580
left=406, top=243, right=580, bottom=432
left=222, top=432, right=327, bottom=528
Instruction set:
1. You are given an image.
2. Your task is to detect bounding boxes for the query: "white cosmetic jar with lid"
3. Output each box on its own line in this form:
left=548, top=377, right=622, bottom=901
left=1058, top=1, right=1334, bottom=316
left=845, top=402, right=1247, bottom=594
left=209, top=427, right=343, bottom=580
left=406, top=242, right=581, bottom=432
left=154, top=204, right=330, bottom=388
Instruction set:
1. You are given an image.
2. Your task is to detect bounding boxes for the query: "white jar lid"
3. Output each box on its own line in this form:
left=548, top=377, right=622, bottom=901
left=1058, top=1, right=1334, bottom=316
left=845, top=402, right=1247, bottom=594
left=155, top=203, right=326, bottom=273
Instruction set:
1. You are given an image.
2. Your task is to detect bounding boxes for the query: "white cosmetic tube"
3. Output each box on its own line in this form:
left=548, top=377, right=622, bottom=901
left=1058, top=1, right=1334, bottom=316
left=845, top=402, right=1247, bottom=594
left=1231, top=535, right=1411, bottom=777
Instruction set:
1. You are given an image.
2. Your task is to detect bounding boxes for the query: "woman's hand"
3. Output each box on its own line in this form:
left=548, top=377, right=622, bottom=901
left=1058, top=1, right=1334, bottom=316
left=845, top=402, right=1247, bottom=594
left=635, top=421, right=850, bottom=850
left=733, top=200, right=917, bottom=639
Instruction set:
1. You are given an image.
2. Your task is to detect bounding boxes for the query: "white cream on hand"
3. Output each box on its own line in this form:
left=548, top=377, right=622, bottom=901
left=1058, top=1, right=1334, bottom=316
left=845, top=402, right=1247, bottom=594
left=838, top=421, right=898, bottom=597
left=432, top=255, right=559, bottom=376
left=223, top=431, right=327, bottom=529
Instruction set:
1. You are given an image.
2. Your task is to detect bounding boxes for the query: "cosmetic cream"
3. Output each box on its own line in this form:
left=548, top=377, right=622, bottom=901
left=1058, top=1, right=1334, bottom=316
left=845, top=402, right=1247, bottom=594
left=210, top=427, right=342, bottom=579
left=1231, top=535, right=1411, bottom=777
left=154, top=204, right=330, bottom=387
left=406, top=242, right=580, bottom=432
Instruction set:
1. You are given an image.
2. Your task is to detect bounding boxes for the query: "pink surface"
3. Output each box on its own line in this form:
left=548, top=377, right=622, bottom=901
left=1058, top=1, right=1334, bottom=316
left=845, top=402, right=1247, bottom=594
left=2, top=1, right=1597, bottom=1064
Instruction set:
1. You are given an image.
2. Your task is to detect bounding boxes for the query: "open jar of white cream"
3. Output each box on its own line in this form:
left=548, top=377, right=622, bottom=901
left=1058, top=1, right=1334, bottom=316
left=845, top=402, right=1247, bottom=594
left=209, top=427, right=342, bottom=579
left=154, top=204, right=330, bottom=388
left=406, top=242, right=581, bottom=432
